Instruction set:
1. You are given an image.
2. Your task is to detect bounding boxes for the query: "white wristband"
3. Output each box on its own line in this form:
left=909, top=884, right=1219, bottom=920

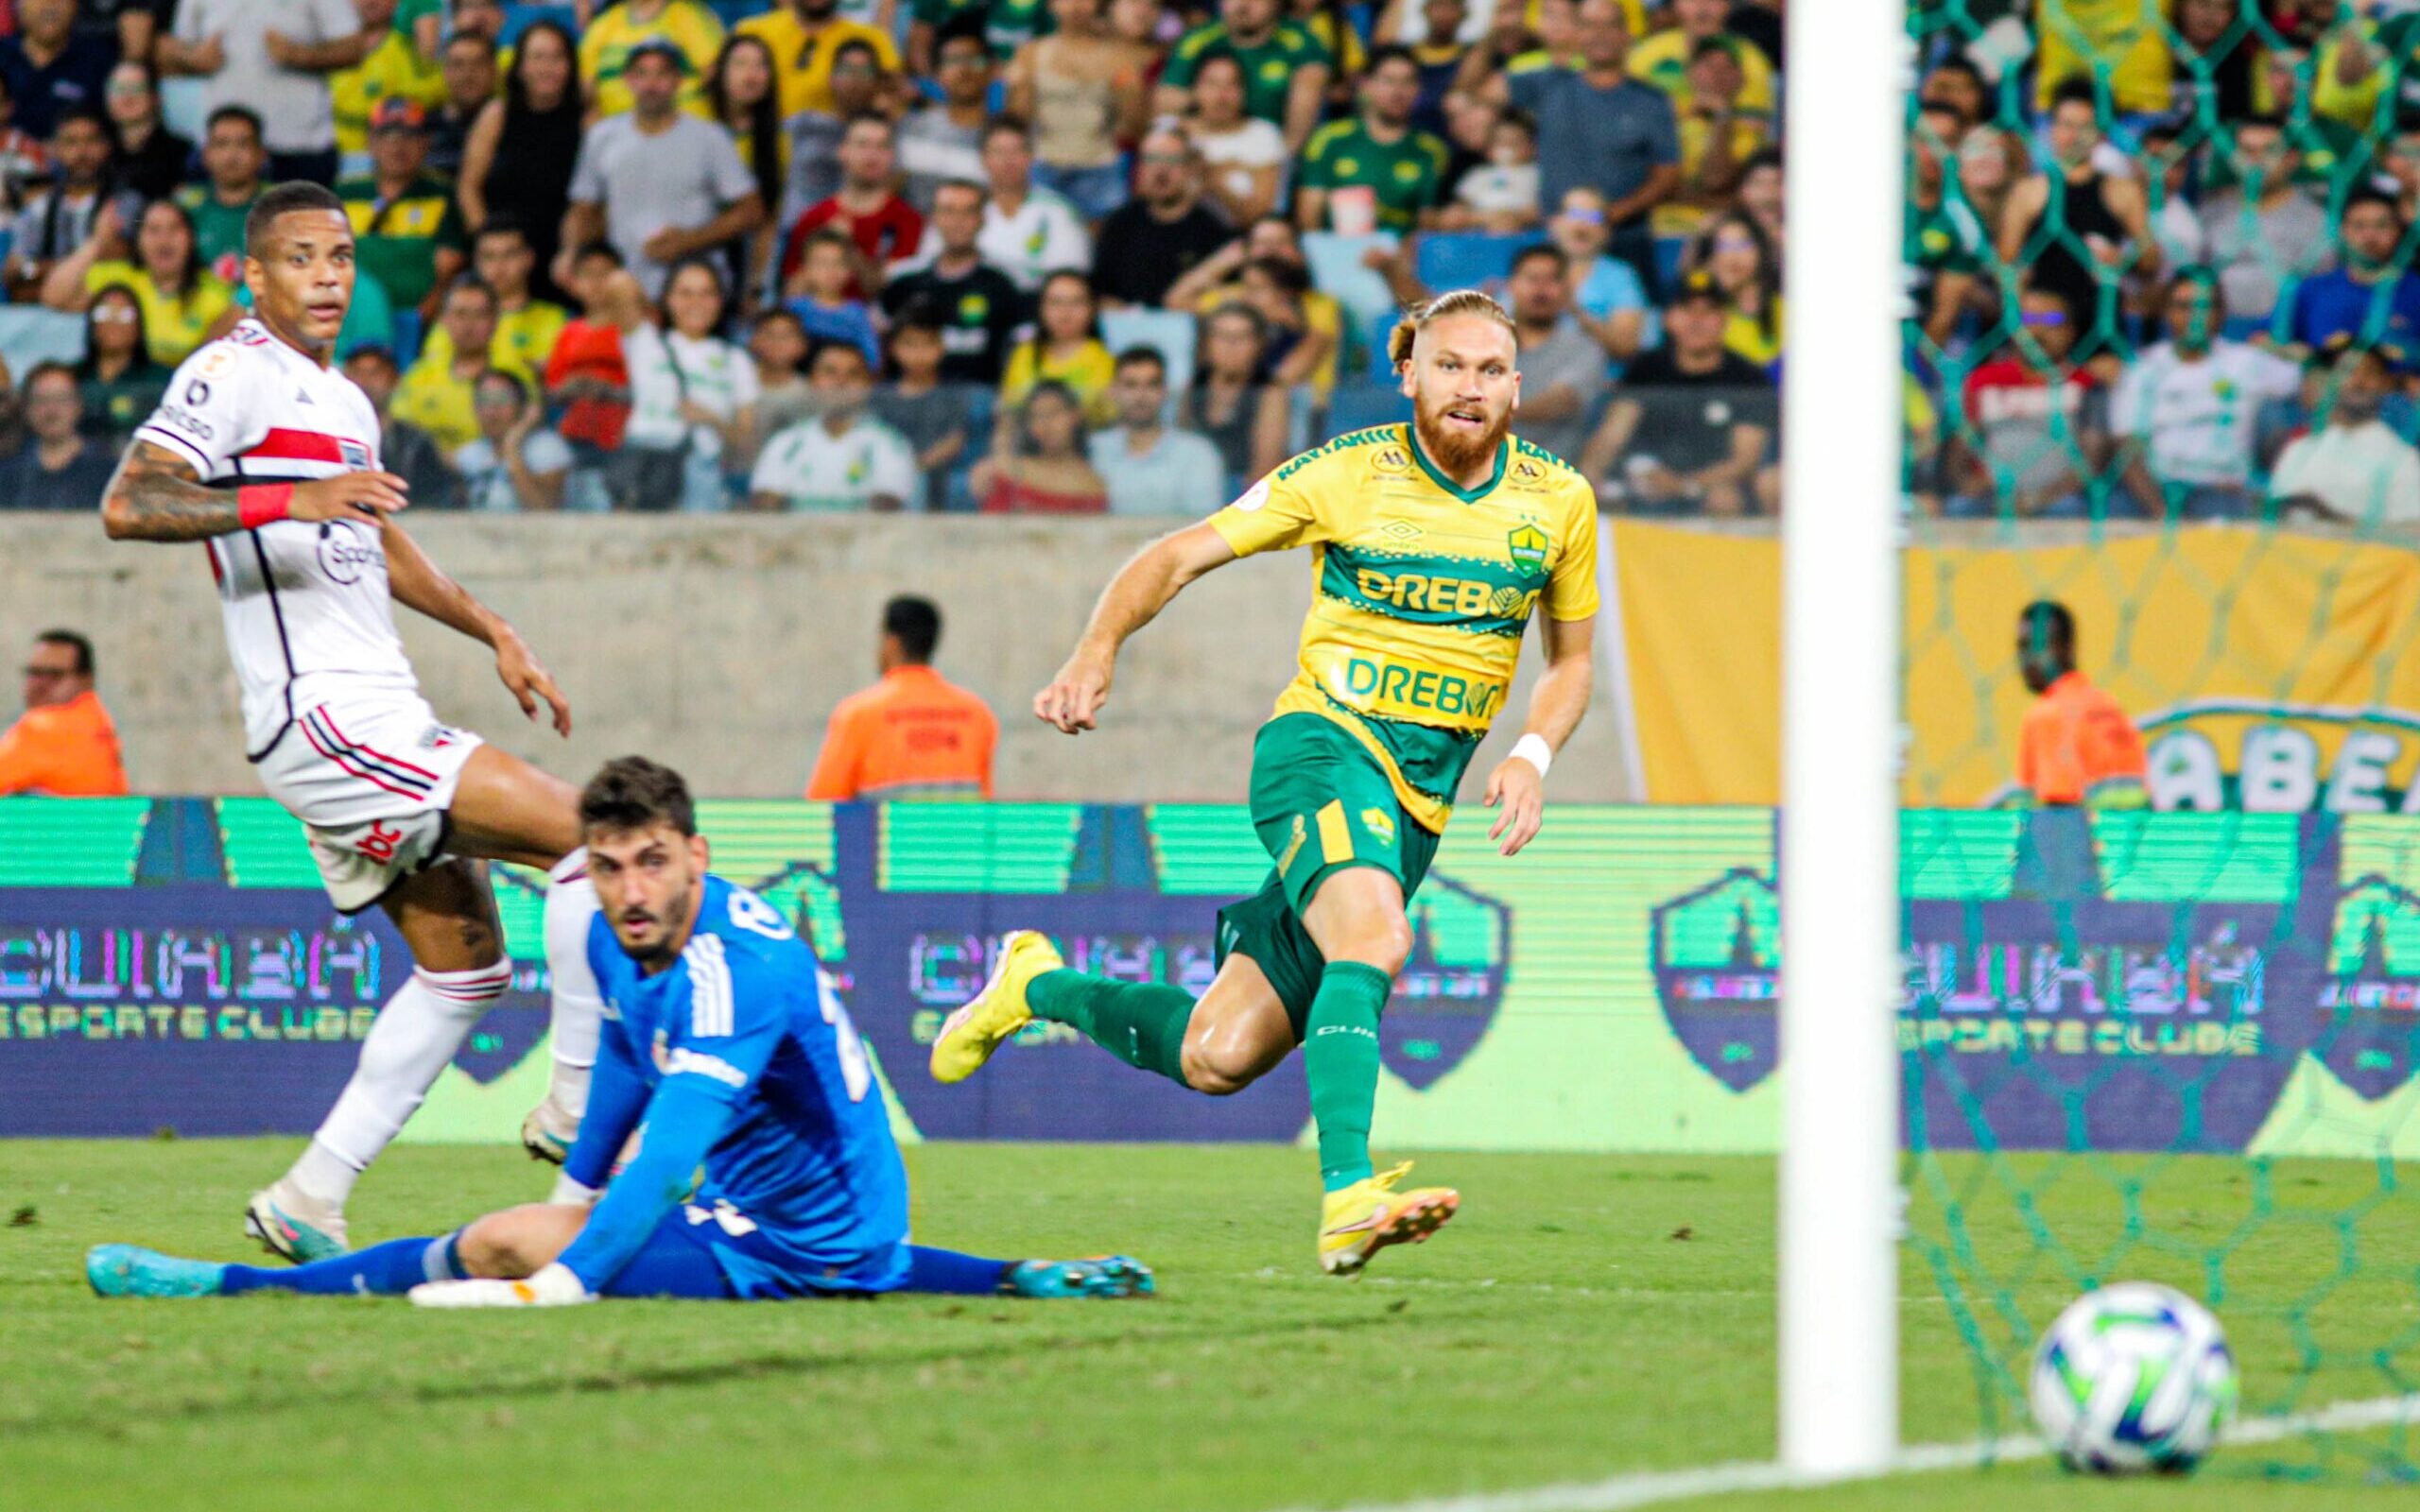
left=1510, top=733, right=1553, bottom=780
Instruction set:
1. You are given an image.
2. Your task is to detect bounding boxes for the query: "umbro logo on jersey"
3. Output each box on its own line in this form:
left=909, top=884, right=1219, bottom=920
left=294, top=387, right=314, bottom=405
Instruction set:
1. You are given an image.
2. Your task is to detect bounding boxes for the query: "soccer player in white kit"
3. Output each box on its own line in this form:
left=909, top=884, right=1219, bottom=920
left=100, top=182, right=606, bottom=1263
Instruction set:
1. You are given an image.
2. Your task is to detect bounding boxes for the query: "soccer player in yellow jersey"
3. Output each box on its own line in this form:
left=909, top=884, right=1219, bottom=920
left=930, top=290, right=1599, bottom=1274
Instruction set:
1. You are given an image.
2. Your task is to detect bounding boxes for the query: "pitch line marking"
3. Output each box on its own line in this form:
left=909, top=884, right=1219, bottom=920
left=1287, top=1393, right=2420, bottom=1512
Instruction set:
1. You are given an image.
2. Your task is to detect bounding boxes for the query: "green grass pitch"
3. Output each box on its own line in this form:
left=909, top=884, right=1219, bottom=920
left=3, top=1141, right=2416, bottom=1511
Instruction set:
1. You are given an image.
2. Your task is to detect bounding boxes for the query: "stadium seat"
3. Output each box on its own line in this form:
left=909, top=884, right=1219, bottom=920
left=1412, top=232, right=1529, bottom=295
left=1100, top=307, right=1196, bottom=388
left=390, top=309, right=424, bottom=369
left=1654, top=236, right=1688, bottom=294
left=497, top=2, right=578, bottom=45
left=1362, top=306, right=1403, bottom=370
left=1302, top=231, right=1402, bottom=328
left=160, top=77, right=207, bottom=144
left=1323, top=381, right=1408, bottom=437
left=0, top=306, right=86, bottom=371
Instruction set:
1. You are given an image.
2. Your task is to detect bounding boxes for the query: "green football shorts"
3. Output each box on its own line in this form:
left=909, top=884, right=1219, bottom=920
left=1214, top=713, right=1441, bottom=1035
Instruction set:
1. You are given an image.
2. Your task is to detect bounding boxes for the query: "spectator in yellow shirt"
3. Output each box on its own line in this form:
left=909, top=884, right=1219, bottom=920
left=581, top=0, right=727, bottom=117
left=1687, top=209, right=1783, bottom=368
left=393, top=275, right=531, bottom=455
left=331, top=0, right=448, bottom=163
left=998, top=269, right=1117, bottom=423
left=413, top=220, right=570, bottom=375
left=1629, top=0, right=1774, bottom=113
left=1650, top=32, right=1774, bottom=239
left=739, top=0, right=904, bottom=120
left=2032, top=0, right=2172, bottom=116
left=0, top=630, right=129, bottom=798
left=41, top=198, right=236, bottom=367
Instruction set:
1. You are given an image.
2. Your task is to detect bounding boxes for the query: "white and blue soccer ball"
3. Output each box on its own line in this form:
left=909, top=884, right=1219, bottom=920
left=2029, top=1281, right=2238, bottom=1474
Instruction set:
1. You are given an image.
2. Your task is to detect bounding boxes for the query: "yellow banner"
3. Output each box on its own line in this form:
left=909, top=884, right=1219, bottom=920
left=1605, top=523, right=2420, bottom=809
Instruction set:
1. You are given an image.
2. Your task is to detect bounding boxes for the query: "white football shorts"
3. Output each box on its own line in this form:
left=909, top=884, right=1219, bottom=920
left=254, top=694, right=486, bottom=913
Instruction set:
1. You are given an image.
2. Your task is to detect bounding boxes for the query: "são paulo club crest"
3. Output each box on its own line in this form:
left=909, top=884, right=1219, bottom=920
left=1651, top=868, right=1780, bottom=1092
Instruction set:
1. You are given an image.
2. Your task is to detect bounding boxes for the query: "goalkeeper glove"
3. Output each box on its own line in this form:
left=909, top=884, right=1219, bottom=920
left=407, top=1261, right=594, bottom=1309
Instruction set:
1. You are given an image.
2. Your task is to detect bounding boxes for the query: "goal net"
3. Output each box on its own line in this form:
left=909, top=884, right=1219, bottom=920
left=1885, top=0, right=2420, bottom=1481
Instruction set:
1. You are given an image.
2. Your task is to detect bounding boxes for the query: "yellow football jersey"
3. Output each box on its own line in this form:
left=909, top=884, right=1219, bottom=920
left=1206, top=424, right=1599, bottom=833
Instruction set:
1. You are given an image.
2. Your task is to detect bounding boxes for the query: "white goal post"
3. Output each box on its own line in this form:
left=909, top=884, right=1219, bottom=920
left=1776, top=0, right=1908, bottom=1480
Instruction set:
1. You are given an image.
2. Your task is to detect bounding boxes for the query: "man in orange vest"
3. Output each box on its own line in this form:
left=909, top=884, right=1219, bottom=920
left=806, top=596, right=998, bottom=801
left=2015, top=599, right=2146, bottom=808
left=0, top=628, right=130, bottom=796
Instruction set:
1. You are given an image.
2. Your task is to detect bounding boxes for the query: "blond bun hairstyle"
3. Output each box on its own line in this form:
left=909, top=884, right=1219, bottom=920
left=1388, top=287, right=1517, bottom=371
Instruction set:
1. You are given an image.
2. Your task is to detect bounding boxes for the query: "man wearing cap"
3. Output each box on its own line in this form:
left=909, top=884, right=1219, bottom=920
left=2270, top=338, right=2420, bottom=528
left=1578, top=270, right=1772, bottom=513
left=336, top=95, right=466, bottom=320
left=559, top=36, right=764, bottom=301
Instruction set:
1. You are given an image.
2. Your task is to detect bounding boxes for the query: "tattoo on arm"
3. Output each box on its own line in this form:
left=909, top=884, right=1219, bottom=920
left=100, top=439, right=238, bottom=541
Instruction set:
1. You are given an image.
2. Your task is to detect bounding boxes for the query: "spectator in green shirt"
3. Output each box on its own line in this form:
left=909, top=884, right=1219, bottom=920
left=1294, top=46, right=1450, bottom=236
left=176, top=105, right=268, bottom=287
left=335, top=95, right=467, bottom=321
left=1155, top=0, right=1331, bottom=154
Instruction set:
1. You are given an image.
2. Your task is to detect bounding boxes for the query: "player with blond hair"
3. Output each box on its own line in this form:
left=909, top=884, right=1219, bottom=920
left=928, top=289, right=1599, bottom=1274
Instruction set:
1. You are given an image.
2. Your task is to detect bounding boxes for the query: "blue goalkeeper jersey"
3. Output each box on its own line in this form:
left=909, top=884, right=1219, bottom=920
left=560, top=875, right=910, bottom=1297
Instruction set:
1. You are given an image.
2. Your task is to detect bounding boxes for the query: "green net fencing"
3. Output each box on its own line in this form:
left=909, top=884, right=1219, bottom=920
left=1900, top=0, right=2420, bottom=1481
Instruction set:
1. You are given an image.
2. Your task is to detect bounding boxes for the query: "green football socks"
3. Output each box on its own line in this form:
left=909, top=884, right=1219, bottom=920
left=1028, top=971, right=1196, bottom=1087
left=1305, top=961, right=1391, bottom=1192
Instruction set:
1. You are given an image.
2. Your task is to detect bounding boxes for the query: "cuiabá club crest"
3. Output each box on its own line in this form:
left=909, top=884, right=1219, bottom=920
left=1647, top=816, right=2349, bottom=1153
left=2320, top=875, right=2420, bottom=1099
left=817, top=806, right=1510, bottom=1142
left=1651, top=868, right=1779, bottom=1093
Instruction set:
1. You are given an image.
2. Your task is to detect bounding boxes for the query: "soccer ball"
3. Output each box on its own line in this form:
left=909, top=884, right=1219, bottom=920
left=2029, top=1281, right=2238, bottom=1474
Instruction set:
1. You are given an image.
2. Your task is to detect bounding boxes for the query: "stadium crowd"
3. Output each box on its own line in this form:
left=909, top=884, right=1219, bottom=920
left=0, top=0, right=2407, bottom=519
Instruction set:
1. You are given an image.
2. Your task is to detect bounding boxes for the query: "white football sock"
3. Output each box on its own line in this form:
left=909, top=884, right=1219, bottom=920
left=290, top=960, right=513, bottom=1207
left=547, top=1172, right=600, bottom=1207
left=542, top=846, right=602, bottom=1119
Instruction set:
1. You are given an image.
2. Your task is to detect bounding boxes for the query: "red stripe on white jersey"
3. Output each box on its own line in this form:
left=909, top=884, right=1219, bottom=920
left=244, top=427, right=364, bottom=465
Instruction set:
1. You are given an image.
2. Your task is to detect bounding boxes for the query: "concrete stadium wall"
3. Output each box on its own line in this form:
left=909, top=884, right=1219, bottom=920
left=1, top=513, right=1637, bottom=801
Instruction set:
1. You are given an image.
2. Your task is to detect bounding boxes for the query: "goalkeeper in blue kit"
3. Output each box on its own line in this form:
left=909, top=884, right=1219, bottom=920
left=88, top=756, right=1151, bottom=1307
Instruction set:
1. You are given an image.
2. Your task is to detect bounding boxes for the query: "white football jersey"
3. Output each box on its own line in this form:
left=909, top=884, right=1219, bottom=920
left=133, top=318, right=418, bottom=760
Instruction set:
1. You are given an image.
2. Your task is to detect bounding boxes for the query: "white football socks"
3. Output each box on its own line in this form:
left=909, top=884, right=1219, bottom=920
left=542, top=846, right=603, bottom=1120
left=289, top=959, right=515, bottom=1208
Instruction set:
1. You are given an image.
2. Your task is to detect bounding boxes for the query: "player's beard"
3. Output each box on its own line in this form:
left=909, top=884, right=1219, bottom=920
left=1412, top=393, right=1512, bottom=478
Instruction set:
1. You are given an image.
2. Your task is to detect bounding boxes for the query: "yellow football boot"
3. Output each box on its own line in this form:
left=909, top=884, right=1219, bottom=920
left=1317, top=1161, right=1460, bottom=1275
left=929, top=929, right=1063, bottom=1083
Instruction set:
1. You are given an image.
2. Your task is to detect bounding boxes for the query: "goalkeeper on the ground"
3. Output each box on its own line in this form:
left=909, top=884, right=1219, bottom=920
left=89, top=756, right=1151, bottom=1306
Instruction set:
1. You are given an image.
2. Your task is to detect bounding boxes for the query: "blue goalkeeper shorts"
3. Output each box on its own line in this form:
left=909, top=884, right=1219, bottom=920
left=596, top=1208, right=743, bottom=1299
left=598, top=1204, right=964, bottom=1300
